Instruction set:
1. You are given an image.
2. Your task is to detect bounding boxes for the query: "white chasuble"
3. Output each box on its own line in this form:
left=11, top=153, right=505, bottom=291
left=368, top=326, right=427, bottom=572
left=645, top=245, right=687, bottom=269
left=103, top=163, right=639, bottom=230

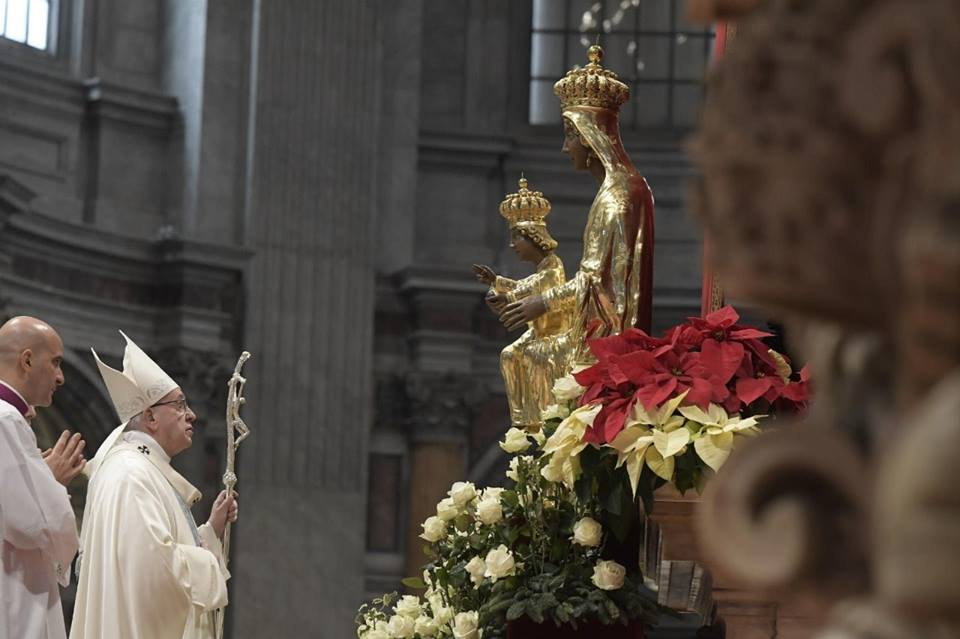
left=0, top=401, right=79, bottom=639
left=70, top=431, right=229, bottom=639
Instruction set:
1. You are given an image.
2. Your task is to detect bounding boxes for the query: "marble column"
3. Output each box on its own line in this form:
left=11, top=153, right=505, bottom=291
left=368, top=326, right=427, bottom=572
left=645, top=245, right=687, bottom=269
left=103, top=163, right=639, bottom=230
left=231, top=2, right=380, bottom=637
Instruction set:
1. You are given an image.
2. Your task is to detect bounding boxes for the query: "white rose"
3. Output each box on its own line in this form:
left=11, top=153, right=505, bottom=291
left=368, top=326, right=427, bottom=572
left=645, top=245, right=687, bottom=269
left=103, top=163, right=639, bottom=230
left=531, top=429, right=546, bottom=447
left=433, top=605, right=454, bottom=625
left=452, top=611, right=480, bottom=639
left=506, top=455, right=531, bottom=482
left=482, top=487, right=505, bottom=501
left=394, top=595, right=422, bottom=619
left=448, top=481, right=477, bottom=507
left=426, top=590, right=444, bottom=614
left=363, top=629, right=389, bottom=639
left=541, top=403, right=570, bottom=421
left=465, top=555, right=486, bottom=586
left=483, top=545, right=517, bottom=582
left=591, top=559, right=626, bottom=591
left=420, top=516, right=447, bottom=542
left=572, top=517, right=603, bottom=547
left=553, top=374, right=586, bottom=401
left=386, top=614, right=416, bottom=639
left=475, top=497, right=503, bottom=525
left=499, top=427, right=531, bottom=453
left=436, top=497, right=460, bottom=521
left=415, top=615, right=440, bottom=637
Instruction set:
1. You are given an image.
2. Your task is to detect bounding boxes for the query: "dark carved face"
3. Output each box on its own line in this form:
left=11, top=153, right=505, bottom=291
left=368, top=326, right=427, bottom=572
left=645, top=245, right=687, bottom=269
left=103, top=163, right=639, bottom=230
left=510, top=230, right=543, bottom=264
left=562, top=120, right=591, bottom=171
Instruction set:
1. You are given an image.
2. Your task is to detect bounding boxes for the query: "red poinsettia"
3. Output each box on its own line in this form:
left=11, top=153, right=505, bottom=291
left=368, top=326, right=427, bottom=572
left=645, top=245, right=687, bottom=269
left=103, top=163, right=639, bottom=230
left=568, top=306, right=809, bottom=445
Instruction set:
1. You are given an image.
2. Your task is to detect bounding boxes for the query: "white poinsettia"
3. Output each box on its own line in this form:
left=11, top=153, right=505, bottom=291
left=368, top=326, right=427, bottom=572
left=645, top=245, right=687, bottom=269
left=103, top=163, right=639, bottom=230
left=607, top=391, right=689, bottom=492
left=540, top=403, right=601, bottom=488
left=679, top=403, right=764, bottom=471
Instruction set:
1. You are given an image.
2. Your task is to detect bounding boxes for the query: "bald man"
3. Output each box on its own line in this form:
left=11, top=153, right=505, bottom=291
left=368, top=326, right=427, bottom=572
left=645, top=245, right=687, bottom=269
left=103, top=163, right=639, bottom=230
left=0, top=316, right=85, bottom=639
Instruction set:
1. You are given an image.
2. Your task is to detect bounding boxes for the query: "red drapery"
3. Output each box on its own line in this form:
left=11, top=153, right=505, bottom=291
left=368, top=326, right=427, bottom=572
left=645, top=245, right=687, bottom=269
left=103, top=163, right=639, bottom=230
left=699, top=22, right=732, bottom=316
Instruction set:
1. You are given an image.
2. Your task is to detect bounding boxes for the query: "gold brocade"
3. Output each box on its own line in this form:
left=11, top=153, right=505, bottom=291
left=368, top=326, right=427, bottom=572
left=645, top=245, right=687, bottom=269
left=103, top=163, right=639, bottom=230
left=542, top=106, right=656, bottom=350
left=494, top=254, right=574, bottom=429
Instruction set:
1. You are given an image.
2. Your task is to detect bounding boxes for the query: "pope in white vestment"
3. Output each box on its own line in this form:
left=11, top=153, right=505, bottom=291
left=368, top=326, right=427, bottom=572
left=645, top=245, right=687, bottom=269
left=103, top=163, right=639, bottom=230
left=70, top=332, right=235, bottom=639
left=70, top=431, right=228, bottom=639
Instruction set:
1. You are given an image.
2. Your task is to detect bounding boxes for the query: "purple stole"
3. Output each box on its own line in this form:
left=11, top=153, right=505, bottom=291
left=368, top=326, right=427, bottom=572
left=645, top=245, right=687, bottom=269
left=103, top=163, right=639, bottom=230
left=0, top=381, right=29, bottom=416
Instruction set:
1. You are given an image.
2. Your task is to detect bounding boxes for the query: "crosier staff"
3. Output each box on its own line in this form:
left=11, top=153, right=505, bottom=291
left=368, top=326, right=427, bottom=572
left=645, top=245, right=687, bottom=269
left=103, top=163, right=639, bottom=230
left=215, top=351, right=251, bottom=639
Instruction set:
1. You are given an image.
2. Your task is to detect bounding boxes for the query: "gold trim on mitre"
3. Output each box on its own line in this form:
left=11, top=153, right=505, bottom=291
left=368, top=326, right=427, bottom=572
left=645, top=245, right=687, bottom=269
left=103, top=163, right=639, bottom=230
left=500, top=176, right=557, bottom=251
left=554, top=45, right=629, bottom=112
left=91, top=331, right=179, bottom=424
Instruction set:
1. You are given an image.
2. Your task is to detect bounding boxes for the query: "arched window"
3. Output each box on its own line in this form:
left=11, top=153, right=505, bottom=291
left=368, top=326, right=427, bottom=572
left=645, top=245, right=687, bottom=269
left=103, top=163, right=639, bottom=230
left=530, top=0, right=714, bottom=129
left=0, top=0, right=54, bottom=51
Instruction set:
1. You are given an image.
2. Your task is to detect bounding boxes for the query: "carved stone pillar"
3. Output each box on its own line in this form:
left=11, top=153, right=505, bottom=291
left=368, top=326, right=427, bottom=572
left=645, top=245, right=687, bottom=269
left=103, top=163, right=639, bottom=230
left=402, top=372, right=487, bottom=583
left=230, top=3, right=381, bottom=637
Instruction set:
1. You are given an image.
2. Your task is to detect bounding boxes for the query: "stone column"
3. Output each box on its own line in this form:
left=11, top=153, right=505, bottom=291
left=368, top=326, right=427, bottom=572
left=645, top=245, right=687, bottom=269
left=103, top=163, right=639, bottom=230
left=402, top=372, right=487, bottom=583
left=231, top=2, right=380, bottom=637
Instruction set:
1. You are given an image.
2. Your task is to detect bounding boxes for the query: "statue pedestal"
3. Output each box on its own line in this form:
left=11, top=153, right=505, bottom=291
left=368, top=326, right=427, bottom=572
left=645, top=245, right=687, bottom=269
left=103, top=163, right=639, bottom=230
left=644, top=486, right=825, bottom=638
left=506, top=617, right=645, bottom=638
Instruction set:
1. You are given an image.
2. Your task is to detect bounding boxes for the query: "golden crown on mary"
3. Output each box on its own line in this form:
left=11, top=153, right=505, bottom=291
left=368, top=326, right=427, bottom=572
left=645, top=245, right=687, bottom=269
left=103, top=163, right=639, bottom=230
left=553, top=45, right=630, bottom=111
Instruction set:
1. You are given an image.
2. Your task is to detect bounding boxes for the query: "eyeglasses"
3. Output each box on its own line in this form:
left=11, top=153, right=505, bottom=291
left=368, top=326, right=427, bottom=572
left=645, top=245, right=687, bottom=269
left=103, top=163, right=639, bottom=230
left=151, top=398, right=192, bottom=414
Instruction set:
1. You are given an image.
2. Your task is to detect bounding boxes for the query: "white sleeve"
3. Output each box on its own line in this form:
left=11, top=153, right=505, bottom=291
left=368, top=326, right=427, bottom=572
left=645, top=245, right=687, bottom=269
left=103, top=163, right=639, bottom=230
left=0, top=415, right=79, bottom=584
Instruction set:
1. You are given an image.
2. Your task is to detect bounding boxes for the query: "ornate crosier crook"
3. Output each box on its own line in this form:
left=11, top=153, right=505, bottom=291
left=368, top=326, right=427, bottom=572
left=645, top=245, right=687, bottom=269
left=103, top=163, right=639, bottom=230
left=214, top=351, right=251, bottom=639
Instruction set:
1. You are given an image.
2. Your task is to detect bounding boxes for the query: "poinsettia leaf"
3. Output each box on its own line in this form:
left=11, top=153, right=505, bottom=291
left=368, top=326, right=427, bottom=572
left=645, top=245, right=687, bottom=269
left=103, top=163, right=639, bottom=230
left=601, top=399, right=630, bottom=443
left=736, top=377, right=772, bottom=406
left=729, top=327, right=773, bottom=340
left=644, top=447, right=674, bottom=481
left=573, top=363, right=605, bottom=386
left=635, top=375, right=678, bottom=411
left=612, top=350, right=662, bottom=385
left=700, top=338, right=745, bottom=384
left=781, top=380, right=809, bottom=402
left=652, top=427, right=689, bottom=458
left=693, top=435, right=730, bottom=470
left=704, top=305, right=740, bottom=328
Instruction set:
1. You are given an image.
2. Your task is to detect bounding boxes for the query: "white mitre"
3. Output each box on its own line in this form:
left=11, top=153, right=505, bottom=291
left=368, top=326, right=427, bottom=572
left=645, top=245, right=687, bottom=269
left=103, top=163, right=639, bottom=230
left=85, top=331, right=178, bottom=478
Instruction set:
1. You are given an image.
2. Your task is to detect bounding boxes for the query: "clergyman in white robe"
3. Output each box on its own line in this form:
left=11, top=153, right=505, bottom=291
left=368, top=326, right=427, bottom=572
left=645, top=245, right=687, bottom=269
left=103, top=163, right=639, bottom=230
left=0, top=391, right=79, bottom=639
left=70, top=430, right=229, bottom=639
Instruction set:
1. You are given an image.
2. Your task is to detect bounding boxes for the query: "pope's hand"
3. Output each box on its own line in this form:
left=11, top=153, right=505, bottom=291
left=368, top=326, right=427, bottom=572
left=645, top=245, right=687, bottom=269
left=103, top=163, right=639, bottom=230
left=209, top=490, right=239, bottom=540
left=43, top=431, right=86, bottom=486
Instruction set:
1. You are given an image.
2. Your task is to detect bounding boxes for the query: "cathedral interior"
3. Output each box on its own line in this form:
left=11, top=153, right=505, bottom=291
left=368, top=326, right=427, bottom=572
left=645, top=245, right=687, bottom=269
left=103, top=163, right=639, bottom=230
left=4, top=1, right=957, bottom=638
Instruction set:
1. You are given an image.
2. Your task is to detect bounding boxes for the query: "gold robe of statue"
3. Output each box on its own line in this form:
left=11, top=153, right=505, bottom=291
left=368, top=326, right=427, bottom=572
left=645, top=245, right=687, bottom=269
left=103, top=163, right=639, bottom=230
left=544, top=46, right=656, bottom=348
left=487, top=178, right=574, bottom=430
left=494, top=254, right=573, bottom=429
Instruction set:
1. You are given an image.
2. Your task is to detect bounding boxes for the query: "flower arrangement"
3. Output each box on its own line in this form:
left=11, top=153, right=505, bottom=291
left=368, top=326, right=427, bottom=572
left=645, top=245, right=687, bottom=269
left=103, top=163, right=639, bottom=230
left=356, top=441, right=662, bottom=638
left=355, top=306, right=808, bottom=638
left=546, top=306, right=809, bottom=513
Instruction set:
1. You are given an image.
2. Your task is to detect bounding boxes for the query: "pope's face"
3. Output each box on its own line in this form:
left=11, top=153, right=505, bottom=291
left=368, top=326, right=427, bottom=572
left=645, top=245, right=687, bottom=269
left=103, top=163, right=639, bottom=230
left=147, top=388, right=197, bottom=458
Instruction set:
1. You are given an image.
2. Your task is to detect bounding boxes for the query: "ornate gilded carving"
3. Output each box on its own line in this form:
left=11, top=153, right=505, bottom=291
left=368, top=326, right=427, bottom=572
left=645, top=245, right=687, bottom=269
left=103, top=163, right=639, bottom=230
left=688, top=0, right=960, bottom=635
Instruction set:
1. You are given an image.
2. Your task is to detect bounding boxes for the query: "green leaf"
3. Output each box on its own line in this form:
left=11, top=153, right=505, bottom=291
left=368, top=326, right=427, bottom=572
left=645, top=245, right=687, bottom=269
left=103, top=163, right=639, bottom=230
left=506, top=601, right=526, bottom=621
left=526, top=600, right=546, bottom=624
left=400, top=577, right=426, bottom=590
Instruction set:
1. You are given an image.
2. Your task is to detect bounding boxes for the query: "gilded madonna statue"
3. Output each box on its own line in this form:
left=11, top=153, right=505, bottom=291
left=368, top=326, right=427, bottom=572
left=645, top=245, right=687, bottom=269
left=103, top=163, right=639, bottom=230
left=499, top=46, right=656, bottom=352
left=474, top=178, right=573, bottom=431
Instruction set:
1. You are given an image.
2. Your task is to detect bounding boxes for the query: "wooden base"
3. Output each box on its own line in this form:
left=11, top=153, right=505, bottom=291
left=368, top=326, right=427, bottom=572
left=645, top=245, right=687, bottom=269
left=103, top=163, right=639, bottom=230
left=506, top=617, right=645, bottom=638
